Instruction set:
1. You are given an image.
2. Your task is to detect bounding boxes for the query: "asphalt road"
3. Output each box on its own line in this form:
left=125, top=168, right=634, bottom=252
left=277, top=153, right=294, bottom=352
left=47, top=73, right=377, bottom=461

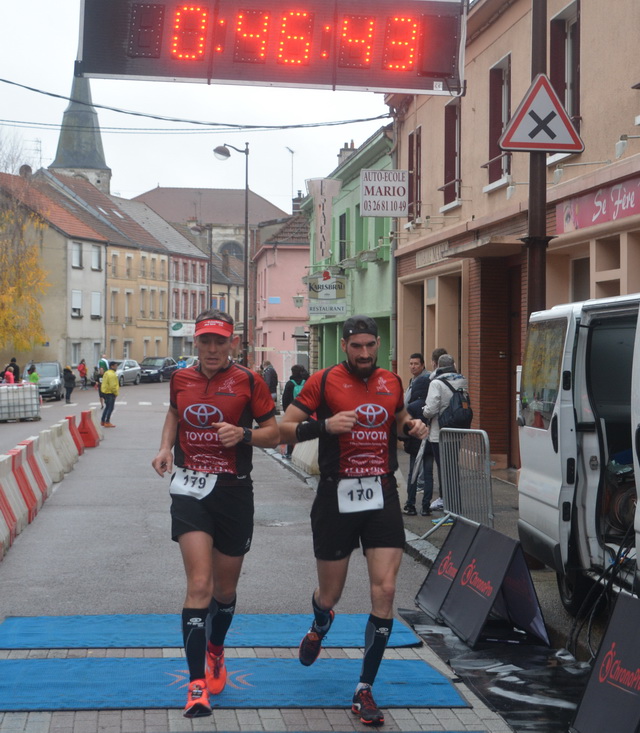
left=0, top=381, right=605, bottom=659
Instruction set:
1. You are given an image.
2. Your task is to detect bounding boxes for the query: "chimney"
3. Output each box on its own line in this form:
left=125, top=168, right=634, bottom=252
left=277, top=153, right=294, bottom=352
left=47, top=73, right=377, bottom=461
left=337, top=140, right=357, bottom=166
left=222, top=251, right=230, bottom=275
left=292, top=190, right=303, bottom=213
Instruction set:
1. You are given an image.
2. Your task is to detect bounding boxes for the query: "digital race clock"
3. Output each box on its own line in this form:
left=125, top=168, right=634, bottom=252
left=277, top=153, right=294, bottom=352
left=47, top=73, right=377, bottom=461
left=77, top=0, right=466, bottom=94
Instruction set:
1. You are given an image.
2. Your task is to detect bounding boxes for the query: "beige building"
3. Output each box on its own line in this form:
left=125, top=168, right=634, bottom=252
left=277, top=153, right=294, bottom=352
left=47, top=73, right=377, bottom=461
left=388, top=0, right=640, bottom=467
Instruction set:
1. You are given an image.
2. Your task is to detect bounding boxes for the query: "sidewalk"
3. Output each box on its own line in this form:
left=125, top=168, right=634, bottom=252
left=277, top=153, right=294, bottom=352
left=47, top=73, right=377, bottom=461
left=0, top=400, right=512, bottom=733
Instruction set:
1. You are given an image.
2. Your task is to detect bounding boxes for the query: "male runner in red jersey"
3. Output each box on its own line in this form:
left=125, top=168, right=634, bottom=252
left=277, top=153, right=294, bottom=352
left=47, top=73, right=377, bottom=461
left=152, top=309, right=279, bottom=718
left=279, top=315, right=428, bottom=726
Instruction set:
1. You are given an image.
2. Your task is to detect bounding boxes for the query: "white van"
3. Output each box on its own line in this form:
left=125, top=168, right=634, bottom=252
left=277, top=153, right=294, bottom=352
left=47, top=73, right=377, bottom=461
left=517, top=293, right=640, bottom=615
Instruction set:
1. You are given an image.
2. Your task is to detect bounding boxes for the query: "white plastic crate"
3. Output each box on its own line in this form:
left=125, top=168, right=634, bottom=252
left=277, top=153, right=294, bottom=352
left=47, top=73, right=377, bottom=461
left=0, top=384, right=41, bottom=421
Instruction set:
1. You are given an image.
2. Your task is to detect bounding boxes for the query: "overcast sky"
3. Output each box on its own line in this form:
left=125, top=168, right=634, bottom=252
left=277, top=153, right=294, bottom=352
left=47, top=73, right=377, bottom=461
left=1, top=1, right=391, bottom=214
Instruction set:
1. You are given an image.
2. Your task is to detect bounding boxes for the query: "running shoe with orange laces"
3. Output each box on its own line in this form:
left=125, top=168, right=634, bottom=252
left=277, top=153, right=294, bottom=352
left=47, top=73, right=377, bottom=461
left=183, top=679, right=211, bottom=718
left=205, top=645, right=227, bottom=694
left=298, top=609, right=335, bottom=666
left=351, top=684, right=385, bottom=725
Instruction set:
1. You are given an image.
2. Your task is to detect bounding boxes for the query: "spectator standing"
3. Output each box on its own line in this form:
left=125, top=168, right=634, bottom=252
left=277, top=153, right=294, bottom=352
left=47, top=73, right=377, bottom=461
left=77, top=359, right=88, bottom=390
left=5, top=357, right=20, bottom=382
left=2, top=368, right=15, bottom=384
left=97, top=353, right=109, bottom=409
left=422, top=353, right=468, bottom=510
left=279, top=315, right=428, bottom=726
left=402, top=353, right=432, bottom=516
left=27, top=365, right=39, bottom=384
left=281, top=364, right=309, bottom=458
left=100, top=361, right=119, bottom=427
left=262, top=360, right=278, bottom=404
left=63, top=366, right=76, bottom=404
left=151, top=309, right=279, bottom=718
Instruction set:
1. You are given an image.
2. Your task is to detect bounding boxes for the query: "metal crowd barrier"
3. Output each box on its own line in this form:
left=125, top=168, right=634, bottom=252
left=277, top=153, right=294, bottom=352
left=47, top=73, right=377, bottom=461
left=417, top=428, right=494, bottom=540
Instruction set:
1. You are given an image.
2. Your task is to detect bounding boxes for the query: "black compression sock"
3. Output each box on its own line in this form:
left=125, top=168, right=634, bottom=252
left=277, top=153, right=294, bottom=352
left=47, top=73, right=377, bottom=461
left=360, top=614, right=393, bottom=686
left=182, top=607, right=208, bottom=681
left=312, top=592, right=333, bottom=631
left=209, top=597, right=236, bottom=647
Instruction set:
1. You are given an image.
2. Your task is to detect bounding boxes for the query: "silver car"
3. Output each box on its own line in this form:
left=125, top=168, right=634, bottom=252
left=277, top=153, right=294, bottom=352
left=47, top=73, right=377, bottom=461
left=113, top=359, right=141, bottom=386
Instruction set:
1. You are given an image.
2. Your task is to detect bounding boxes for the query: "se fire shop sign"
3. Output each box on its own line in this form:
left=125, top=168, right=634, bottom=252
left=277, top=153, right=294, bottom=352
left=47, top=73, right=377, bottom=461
left=360, top=169, right=408, bottom=216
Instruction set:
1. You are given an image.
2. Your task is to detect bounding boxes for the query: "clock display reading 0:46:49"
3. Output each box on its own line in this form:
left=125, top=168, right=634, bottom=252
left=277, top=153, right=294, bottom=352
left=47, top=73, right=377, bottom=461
left=78, top=0, right=466, bottom=95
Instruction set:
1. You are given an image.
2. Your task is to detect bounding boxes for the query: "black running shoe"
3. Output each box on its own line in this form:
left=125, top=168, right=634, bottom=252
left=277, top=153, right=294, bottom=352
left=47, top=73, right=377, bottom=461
left=352, top=685, right=385, bottom=725
left=298, top=609, right=335, bottom=666
left=403, top=503, right=417, bottom=515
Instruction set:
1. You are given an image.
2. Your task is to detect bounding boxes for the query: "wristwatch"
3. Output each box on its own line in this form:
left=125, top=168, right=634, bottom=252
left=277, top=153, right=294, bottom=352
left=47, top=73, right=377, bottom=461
left=241, top=427, right=252, bottom=444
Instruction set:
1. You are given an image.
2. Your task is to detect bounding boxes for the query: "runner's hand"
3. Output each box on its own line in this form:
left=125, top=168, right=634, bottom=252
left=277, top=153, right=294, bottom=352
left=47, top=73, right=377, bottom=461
left=152, top=448, right=173, bottom=477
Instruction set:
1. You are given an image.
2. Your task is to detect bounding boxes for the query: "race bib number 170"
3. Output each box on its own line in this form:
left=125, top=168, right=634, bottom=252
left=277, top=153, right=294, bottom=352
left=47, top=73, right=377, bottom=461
left=170, top=467, right=218, bottom=500
left=337, top=477, right=384, bottom=513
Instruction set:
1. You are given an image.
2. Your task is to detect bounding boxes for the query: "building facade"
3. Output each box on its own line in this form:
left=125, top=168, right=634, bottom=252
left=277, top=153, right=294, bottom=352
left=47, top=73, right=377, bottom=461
left=388, top=0, right=640, bottom=468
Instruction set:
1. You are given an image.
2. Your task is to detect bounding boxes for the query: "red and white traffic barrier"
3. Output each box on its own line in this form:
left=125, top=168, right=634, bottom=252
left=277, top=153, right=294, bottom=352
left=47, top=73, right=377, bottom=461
left=65, top=415, right=85, bottom=456
left=18, top=436, right=52, bottom=499
left=7, top=446, right=41, bottom=521
left=38, top=428, right=65, bottom=483
left=0, top=453, right=29, bottom=533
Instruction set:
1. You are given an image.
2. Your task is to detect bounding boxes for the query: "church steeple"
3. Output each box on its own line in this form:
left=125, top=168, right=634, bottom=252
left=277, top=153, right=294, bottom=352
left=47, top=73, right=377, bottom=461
left=49, top=74, right=112, bottom=194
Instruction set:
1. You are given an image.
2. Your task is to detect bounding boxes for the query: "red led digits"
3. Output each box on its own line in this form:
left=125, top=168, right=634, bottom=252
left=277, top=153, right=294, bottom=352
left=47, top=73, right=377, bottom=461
left=234, top=10, right=270, bottom=63
left=383, top=16, right=418, bottom=70
left=277, top=11, right=313, bottom=65
left=338, top=15, right=375, bottom=68
left=171, top=5, right=208, bottom=60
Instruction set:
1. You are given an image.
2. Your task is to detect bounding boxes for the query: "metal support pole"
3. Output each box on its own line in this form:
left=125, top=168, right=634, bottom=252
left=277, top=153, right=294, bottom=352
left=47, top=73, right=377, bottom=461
left=242, top=142, right=250, bottom=366
left=523, top=0, right=551, bottom=317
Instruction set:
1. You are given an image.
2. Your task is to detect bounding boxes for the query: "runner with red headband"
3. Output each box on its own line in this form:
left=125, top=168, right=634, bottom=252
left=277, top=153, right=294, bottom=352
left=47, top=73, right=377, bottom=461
left=151, top=309, right=279, bottom=718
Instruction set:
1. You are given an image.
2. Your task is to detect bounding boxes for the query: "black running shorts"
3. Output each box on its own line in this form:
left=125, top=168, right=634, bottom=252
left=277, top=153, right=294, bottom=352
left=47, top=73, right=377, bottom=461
left=310, top=475, right=405, bottom=561
left=170, top=480, right=254, bottom=556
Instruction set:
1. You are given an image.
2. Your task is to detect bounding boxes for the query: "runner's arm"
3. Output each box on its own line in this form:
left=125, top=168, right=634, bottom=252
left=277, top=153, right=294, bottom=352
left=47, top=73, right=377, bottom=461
left=212, top=416, right=279, bottom=449
left=396, top=407, right=429, bottom=440
left=151, top=406, right=179, bottom=476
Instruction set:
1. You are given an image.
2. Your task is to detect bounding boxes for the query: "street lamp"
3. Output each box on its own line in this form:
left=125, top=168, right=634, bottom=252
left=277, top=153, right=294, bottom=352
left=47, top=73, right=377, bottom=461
left=213, top=142, right=250, bottom=364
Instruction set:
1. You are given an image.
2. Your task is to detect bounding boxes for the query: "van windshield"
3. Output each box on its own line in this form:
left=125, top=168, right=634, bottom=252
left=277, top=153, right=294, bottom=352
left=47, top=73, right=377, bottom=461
left=520, top=319, right=567, bottom=429
left=36, top=364, right=59, bottom=377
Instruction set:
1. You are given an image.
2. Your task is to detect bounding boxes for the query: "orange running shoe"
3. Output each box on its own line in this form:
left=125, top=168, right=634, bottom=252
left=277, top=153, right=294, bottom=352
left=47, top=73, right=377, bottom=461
left=183, top=679, right=211, bottom=718
left=352, top=685, right=385, bottom=725
left=298, top=610, right=335, bottom=666
left=205, top=646, right=227, bottom=694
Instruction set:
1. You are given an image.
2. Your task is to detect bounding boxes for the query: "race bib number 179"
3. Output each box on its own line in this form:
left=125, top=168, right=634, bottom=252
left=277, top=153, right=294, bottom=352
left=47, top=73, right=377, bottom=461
left=170, top=467, right=218, bottom=500
left=337, top=477, right=384, bottom=513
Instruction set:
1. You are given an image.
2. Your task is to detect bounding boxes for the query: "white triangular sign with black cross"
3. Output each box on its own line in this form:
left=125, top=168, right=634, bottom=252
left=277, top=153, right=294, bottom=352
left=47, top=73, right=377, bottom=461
left=499, top=73, right=584, bottom=153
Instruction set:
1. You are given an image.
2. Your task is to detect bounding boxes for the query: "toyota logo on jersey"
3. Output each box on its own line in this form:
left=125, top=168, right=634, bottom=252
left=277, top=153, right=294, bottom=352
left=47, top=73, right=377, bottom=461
left=355, top=403, right=388, bottom=428
left=184, top=403, right=224, bottom=428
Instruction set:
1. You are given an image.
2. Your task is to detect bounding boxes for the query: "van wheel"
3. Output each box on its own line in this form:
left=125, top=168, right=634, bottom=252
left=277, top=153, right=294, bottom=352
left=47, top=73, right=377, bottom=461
left=556, top=569, right=592, bottom=617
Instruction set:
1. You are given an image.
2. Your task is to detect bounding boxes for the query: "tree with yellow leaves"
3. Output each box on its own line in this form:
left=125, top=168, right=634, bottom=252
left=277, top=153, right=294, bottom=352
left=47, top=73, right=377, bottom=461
left=0, top=193, right=49, bottom=351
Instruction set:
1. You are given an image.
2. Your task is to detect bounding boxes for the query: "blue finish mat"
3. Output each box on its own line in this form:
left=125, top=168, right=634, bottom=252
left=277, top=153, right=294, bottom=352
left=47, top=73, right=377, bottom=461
left=0, top=613, right=420, bottom=649
left=0, top=657, right=468, bottom=711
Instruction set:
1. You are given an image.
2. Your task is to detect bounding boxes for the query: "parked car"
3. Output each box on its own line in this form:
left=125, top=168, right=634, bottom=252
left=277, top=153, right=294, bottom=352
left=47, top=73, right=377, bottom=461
left=177, top=355, right=199, bottom=368
left=113, top=359, right=141, bottom=386
left=139, top=356, right=179, bottom=383
left=24, top=361, right=64, bottom=401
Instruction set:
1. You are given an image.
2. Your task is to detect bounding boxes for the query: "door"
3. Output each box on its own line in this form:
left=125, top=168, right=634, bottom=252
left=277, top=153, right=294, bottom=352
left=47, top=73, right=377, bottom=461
left=517, top=304, right=579, bottom=573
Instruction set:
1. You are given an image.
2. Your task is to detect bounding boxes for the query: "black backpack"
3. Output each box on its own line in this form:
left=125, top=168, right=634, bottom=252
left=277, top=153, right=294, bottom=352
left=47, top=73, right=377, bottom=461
left=437, top=378, right=473, bottom=429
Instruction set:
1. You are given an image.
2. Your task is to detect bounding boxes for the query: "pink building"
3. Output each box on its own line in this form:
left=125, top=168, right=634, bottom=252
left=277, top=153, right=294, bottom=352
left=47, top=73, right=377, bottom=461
left=254, top=210, right=310, bottom=394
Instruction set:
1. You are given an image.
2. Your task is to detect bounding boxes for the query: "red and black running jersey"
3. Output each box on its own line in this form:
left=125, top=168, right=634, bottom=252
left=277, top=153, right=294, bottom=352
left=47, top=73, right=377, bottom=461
left=170, top=362, right=275, bottom=476
left=293, top=362, right=405, bottom=478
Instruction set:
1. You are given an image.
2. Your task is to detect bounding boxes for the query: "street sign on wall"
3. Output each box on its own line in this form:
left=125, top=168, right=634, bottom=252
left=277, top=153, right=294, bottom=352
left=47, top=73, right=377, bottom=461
left=499, top=74, right=584, bottom=153
left=360, top=169, right=409, bottom=217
